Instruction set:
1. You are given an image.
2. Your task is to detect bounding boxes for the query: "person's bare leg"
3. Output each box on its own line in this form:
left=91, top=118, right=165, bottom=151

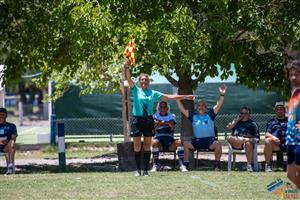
left=264, top=138, right=280, bottom=165
left=227, top=136, right=245, bottom=149
left=287, top=163, right=300, bottom=189
left=245, top=141, right=253, bottom=165
left=210, top=141, right=222, bottom=161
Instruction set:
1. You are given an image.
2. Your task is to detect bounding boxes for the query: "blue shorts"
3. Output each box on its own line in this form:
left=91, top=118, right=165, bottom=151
left=191, top=137, right=217, bottom=151
left=287, top=145, right=300, bottom=165
left=130, top=116, right=154, bottom=137
left=154, top=135, right=175, bottom=151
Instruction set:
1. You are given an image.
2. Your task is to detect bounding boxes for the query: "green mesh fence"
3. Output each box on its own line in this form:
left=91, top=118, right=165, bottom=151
left=55, top=113, right=275, bottom=138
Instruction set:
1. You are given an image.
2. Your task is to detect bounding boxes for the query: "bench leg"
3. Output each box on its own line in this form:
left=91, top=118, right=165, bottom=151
left=232, top=153, right=236, bottom=170
left=228, top=151, right=232, bottom=171
left=253, top=145, right=259, bottom=171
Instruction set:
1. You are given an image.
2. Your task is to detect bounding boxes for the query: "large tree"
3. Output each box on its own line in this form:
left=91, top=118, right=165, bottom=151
left=1, top=0, right=300, bottom=138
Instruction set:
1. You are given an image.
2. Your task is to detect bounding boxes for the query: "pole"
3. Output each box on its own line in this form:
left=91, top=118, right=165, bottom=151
left=57, top=123, right=66, bottom=171
left=50, top=114, right=56, bottom=145
left=121, top=64, right=131, bottom=142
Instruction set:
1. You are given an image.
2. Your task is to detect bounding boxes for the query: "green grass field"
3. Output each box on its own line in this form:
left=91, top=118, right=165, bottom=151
left=0, top=142, right=296, bottom=199
left=1, top=171, right=288, bottom=199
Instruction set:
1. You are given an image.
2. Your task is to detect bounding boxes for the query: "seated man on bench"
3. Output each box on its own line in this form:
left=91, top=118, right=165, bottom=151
left=264, top=102, right=287, bottom=172
left=151, top=101, right=187, bottom=172
left=176, top=84, right=227, bottom=171
left=226, top=106, right=260, bottom=172
left=0, top=108, right=17, bottom=175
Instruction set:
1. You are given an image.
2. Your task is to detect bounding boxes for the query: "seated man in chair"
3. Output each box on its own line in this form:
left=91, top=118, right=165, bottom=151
left=226, top=106, right=260, bottom=172
left=264, top=102, right=287, bottom=172
left=0, top=108, right=17, bottom=175
left=151, top=101, right=187, bottom=172
left=176, top=84, right=227, bottom=171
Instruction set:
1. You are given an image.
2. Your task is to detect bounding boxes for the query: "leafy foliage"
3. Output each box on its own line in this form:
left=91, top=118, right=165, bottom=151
left=1, top=0, right=300, bottom=99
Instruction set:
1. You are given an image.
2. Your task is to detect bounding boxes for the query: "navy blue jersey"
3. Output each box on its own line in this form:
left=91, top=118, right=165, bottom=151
left=0, top=122, right=17, bottom=140
left=266, top=117, right=287, bottom=142
left=232, top=119, right=259, bottom=138
left=153, top=112, right=176, bottom=136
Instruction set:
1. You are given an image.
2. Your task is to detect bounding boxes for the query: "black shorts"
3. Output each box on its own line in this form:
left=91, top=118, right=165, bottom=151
left=191, top=137, right=217, bottom=151
left=131, top=116, right=154, bottom=137
left=154, top=135, right=175, bottom=151
left=287, top=145, right=300, bottom=165
left=279, top=143, right=287, bottom=152
left=0, top=144, right=5, bottom=153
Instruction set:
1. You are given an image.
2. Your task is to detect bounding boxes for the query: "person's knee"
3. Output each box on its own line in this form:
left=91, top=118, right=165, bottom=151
left=174, top=140, right=182, bottom=147
left=227, top=136, right=234, bottom=143
left=151, top=140, right=160, bottom=148
left=287, top=170, right=295, bottom=181
left=133, top=142, right=142, bottom=152
left=212, top=141, right=221, bottom=150
left=264, top=138, right=272, bottom=146
left=245, top=142, right=253, bottom=150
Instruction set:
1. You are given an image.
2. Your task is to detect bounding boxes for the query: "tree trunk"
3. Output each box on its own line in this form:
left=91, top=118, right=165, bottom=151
left=177, top=74, right=194, bottom=141
left=178, top=73, right=196, bottom=169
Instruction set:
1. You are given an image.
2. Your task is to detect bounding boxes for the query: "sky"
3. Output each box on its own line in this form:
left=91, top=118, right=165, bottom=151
left=151, top=65, right=237, bottom=84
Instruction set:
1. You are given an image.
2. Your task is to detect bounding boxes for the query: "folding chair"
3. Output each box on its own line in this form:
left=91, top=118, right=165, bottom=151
left=226, top=134, right=259, bottom=171
left=0, top=152, right=8, bottom=172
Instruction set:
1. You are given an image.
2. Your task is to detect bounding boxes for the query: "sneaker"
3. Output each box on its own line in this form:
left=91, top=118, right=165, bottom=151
left=214, top=162, right=221, bottom=171
left=246, top=164, right=253, bottom=172
left=179, top=165, right=188, bottom=172
left=150, top=165, right=158, bottom=172
left=134, top=170, right=141, bottom=177
left=265, top=165, right=272, bottom=172
left=143, top=171, right=149, bottom=177
left=5, top=167, right=13, bottom=175
left=214, top=166, right=220, bottom=171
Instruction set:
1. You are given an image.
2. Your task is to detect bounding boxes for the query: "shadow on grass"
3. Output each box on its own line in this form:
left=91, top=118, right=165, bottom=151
left=0, top=158, right=286, bottom=175
left=0, top=161, right=119, bottom=174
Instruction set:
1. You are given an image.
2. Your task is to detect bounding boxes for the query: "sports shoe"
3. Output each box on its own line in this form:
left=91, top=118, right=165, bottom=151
left=5, top=167, right=13, bottom=175
left=134, top=170, right=141, bottom=177
left=143, top=171, right=149, bottom=177
left=179, top=165, right=188, bottom=172
left=150, top=165, right=158, bottom=172
left=246, top=164, right=253, bottom=172
left=214, top=166, right=221, bottom=171
left=265, top=164, right=272, bottom=172
left=214, top=161, right=221, bottom=171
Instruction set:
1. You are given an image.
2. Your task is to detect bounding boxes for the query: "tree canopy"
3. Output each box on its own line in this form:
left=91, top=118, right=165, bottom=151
left=1, top=0, right=300, bottom=98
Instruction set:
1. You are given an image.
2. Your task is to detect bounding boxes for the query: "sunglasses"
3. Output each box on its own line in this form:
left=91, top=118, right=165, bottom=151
left=240, top=112, right=249, bottom=115
left=159, top=106, right=167, bottom=108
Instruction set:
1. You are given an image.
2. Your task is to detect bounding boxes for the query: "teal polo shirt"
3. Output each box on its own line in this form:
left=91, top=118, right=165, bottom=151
left=131, top=84, right=163, bottom=116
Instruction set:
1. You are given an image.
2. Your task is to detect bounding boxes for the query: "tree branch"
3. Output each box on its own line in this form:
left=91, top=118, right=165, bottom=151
left=191, top=66, right=209, bottom=86
left=165, top=73, right=179, bottom=88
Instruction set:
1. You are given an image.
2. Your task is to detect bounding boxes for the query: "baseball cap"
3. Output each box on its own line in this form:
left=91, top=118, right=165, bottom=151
left=0, top=108, right=7, bottom=114
left=274, top=102, right=285, bottom=108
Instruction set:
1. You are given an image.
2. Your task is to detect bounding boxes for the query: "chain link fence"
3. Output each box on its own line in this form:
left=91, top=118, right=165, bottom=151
left=56, top=113, right=275, bottom=140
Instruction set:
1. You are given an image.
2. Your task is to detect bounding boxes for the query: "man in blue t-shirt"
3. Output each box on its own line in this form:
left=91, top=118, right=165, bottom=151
left=0, top=108, right=17, bottom=175
left=176, top=84, right=227, bottom=171
left=226, top=106, right=260, bottom=172
left=264, top=102, right=287, bottom=172
left=151, top=101, right=187, bottom=172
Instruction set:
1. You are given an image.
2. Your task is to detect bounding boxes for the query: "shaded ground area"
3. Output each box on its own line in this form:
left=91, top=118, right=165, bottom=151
left=0, top=144, right=287, bottom=174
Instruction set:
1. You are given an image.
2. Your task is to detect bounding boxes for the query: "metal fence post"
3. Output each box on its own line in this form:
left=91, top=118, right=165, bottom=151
left=58, top=123, right=66, bottom=171
left=50, top=114, right=56, bottom=145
